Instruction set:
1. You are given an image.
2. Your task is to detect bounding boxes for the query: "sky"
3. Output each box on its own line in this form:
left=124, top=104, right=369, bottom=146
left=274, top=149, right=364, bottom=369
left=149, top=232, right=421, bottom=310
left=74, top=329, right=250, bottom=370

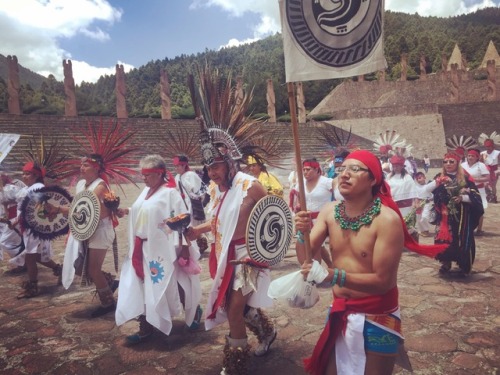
left=1, top=0, right=499, bottom=84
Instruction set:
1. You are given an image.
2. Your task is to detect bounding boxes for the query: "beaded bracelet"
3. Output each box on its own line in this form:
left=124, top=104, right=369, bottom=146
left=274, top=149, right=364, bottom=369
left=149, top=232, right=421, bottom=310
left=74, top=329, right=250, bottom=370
left=296, top=230, right=305, bottom=244
left=339, top=269, right=347, bottom=288
left=331, top=268, right=339, bottom=287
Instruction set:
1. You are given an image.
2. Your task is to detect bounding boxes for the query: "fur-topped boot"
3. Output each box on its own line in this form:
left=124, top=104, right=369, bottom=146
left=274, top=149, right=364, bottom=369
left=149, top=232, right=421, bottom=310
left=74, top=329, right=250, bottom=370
left=103, top=271, right=119, bottom=293
left=17, top=280, right=39, bottom=299
left=244, top=307, right=277, bottom=357
left=91, top=285, right=116, bottom=318
left=126, top=315, right=155, bottom=345
left=52, top=264, right=63, bottom=286
left=221, top=336, right=250, bottom=375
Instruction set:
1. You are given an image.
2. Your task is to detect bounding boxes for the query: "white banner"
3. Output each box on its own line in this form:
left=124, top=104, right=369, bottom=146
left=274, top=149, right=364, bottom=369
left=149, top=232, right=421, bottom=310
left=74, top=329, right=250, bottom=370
left=279, top=0, right=387, bottom=83
left=0, top=133, right=20, bottom=164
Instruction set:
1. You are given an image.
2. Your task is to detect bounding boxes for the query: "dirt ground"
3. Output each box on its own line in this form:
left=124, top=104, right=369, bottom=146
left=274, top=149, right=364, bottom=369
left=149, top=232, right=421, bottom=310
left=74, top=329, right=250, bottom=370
left=0, top=176, right=499, bottom=375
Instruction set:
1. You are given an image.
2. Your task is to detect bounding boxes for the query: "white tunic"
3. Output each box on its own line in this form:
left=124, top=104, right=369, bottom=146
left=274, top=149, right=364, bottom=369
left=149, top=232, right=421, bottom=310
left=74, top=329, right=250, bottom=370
left=461, top=161, right=489, bottom=209
left=116, top=185, right=201, bottom=335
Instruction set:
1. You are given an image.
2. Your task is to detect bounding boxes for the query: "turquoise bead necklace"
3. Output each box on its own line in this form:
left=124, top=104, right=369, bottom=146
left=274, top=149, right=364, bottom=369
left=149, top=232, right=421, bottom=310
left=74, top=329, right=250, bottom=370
left=335, top=197, right=382, bottom=231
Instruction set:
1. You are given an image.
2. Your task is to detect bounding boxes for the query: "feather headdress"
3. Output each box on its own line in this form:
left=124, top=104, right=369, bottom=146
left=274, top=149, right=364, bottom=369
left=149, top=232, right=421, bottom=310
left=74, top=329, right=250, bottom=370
left=22, top=134, right=67, bottom=180
left=478, top=131, right=500, bottom=146
left=373, top=130, right=413, bottom=157
left=62, top=119, right=140, bottom=189
left=445, top=135, right=477, bottom=158
left=316, top=125, right=356, bottom=162
left=188, top=64, right=281, bottom=181
left=161, top=128, right=201, bottom=166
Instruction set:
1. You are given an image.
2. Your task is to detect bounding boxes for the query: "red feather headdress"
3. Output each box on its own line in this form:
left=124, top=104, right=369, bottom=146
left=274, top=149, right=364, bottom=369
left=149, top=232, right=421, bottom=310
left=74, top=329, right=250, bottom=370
left=61, top=119, right=140, bottom=190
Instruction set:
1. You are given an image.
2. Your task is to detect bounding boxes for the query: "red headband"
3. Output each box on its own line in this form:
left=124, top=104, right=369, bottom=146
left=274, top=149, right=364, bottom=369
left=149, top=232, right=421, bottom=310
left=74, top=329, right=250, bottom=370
left=303, top=161, right=320, bottom=169
left=23, top=162, right=46, bottom=178
left=484, top=139, right=494, bottom=147
left=141, top=168, right=165, bottom=175
left=345, top=150, right=446, bottom=258
left=444, top=152, right=461, bottom=161
left=467, top=150, right=480, bottom=157
left=389, top=155, right=405, bottom=165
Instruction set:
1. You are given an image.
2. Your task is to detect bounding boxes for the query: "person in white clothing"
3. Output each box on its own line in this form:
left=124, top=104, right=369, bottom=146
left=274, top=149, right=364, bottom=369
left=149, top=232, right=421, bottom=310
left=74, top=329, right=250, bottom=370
left=53, top=154, right=118, bottom=318
left=414, top=172, right=434, bottom=237
left=295, top=158, right=334, bottom=268
left=462, top=149, right=490, bottom=234
left=116, top=155, right=202, bottom=345
left=13, top=162, right=62, bottom=299
left=480, top=137, right=500, bottom=203
left=387, top=155, right=418, bottom=218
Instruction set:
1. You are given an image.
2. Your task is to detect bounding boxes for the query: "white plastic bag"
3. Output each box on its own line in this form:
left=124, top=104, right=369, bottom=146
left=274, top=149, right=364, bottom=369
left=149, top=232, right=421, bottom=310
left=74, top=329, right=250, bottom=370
left=268, top=270, right=319, bottom=309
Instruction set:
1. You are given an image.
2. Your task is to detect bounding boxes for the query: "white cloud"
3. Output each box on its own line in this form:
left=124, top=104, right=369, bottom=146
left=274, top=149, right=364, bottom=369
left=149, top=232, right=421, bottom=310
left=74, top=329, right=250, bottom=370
left=0, top=0, right=125, bottom=84
left=385, top=0, right=499, bottom=17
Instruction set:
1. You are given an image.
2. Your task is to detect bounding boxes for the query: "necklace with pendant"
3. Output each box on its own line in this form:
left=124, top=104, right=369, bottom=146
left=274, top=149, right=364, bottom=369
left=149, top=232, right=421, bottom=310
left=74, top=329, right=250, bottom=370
left=335, top=197, right=382, bottom=231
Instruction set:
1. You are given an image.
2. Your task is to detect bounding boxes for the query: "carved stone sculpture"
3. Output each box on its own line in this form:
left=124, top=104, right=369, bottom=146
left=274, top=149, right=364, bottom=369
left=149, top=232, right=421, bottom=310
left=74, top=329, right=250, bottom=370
left=160, top=68, right=172, bottom=120
left=63, top=59, right=77, bottom=116
left=450, top=63, right=459, bottom=102
left=7, top=55, right=21, bottom=115
left=487, top=59, right=497, bottom=101
left=266, top=79, right=276, bottom=123
left=235, top=75, right=244, bottom=113
left=296, top=81, right=306, bottom=123
left=400, top=53, right=408, bottom=81
left=115, top=64, right=128, bottom=118
left=419, top=55, right=427, bottom=81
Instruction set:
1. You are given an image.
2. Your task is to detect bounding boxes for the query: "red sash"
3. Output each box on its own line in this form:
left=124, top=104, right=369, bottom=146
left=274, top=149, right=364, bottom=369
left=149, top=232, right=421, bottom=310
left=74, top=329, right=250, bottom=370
left=132, top=236, right=145, bottom=280
left=304, top=287, right=399, bottom=375
left=207, top=238, right=246, bottom=319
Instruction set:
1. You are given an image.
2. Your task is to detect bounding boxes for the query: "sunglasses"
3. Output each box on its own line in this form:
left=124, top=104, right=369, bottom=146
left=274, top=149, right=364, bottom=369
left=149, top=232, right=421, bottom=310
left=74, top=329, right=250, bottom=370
left=443, top=160, right=456, bottom=165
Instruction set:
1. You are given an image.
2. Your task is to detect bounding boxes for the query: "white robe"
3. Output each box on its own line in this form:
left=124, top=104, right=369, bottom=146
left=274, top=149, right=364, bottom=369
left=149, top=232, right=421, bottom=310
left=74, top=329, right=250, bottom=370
left=204, top=172, right=273, bottom=331
left=61, top=178, right=106, bottom=289
left=115, top=185, right=201, bottom=335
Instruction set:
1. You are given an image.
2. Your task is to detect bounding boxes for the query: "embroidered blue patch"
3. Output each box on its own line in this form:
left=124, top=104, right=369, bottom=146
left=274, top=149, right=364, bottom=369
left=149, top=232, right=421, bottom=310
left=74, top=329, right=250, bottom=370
left=149, top=260, right=164, bottom=284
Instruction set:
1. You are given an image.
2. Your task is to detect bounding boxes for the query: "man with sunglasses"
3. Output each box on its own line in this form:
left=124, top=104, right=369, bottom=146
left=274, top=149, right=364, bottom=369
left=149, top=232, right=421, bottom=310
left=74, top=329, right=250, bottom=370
left=295, top=150, right=446, bottom=375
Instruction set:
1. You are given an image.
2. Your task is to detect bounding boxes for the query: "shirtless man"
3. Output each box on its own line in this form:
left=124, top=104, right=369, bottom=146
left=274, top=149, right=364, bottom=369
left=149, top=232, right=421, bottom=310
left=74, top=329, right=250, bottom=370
left=296, top=150, right=445, bottom=375
left=186, top=159, right=276, bottom=375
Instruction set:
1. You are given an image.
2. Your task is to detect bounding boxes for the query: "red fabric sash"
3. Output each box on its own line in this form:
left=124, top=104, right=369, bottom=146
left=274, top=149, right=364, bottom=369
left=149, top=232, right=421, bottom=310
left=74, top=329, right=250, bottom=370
left=304, top=287, right=399, bottom=375
left=207, top=238, right=246, bottom=320
left=396, top=198, right=413, bottom=208
left=132, top=236, right=145, bottom=280
left=310, top=211, right=319, bottom=220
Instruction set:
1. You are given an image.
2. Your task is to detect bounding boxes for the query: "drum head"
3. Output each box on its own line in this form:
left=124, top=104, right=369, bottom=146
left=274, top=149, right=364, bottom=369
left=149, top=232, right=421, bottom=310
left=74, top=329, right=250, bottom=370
left=246, top=195, right=293, bottom=267
left=69, top=190, right=101, bottom=241
left=20, top=186, right=72, bottom=240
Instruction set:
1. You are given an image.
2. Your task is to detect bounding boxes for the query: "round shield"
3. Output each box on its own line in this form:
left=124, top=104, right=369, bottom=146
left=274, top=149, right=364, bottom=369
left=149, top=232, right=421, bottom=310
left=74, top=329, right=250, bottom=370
left=69, top=190, right=100, bottom=241
left=20, top=186, right=72, bottom=240
left=246, top=195, right=293, bottom=267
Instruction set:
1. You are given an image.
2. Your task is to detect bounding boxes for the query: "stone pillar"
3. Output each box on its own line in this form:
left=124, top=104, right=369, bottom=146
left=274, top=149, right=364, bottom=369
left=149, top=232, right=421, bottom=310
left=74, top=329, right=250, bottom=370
left=441, top=52, right=448, bottom=82
left=235, top=75, right=244, bottom=113
left=400, top=53, right=408, bottom=81
left=450, top=63, right=460, bottom=103
left=419, top=55, right=427, bottom=81
left=296, top=81, right=306, bottom=123
left=266, top=79, right=276, bottom=123
left=7, top=55, right=21, bottom=115
left=160, top=68, right=172, bottom=120
left=115, top=64, right=128, bottom=119
left=377, top=70, right=386, bottom=82
left=487, top=59, right=497, bottom=101
left=63, top=59, right=77, bottom=117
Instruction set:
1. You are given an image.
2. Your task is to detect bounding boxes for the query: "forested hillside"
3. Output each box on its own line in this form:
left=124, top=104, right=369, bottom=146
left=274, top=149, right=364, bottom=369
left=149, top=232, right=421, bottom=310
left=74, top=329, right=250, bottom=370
left=1, top=7, right=499, bottom=118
